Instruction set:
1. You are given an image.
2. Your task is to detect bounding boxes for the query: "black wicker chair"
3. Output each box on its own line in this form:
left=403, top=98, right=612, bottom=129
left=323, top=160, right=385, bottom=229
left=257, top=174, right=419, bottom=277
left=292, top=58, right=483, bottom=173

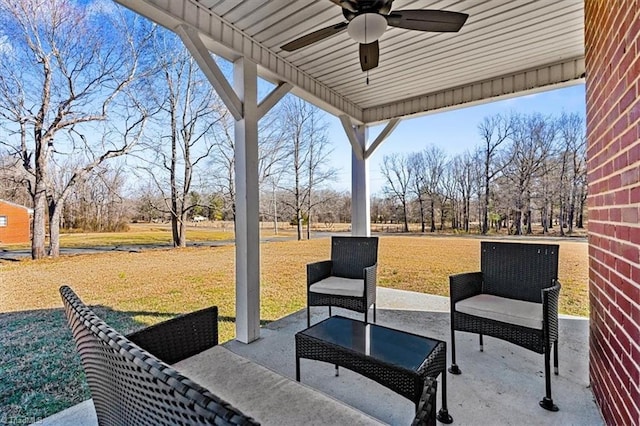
left=448, top=242, right=561, bottom=411
left=60, top=285, right=257, bottom=426
left=307, top=236, right=379, bottom=327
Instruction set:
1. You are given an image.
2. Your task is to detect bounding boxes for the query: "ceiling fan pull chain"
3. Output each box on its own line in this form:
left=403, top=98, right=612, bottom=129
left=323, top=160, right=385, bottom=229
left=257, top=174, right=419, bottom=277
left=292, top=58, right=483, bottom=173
left=366, top=70, right=370, bottom=85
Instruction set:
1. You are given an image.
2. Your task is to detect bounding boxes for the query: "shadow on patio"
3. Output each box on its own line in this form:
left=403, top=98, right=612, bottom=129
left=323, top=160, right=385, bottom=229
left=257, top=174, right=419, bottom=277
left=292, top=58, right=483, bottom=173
left=41, top=287, right=601, bottom=425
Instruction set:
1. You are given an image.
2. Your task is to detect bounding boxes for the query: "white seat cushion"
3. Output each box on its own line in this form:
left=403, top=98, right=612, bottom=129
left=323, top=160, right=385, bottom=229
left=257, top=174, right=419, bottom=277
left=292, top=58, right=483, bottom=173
left=456, top=294, right=544, bottom=330
left=174, top=346, right=383, bottom=425
left=309, top=276, right=364, bottom=297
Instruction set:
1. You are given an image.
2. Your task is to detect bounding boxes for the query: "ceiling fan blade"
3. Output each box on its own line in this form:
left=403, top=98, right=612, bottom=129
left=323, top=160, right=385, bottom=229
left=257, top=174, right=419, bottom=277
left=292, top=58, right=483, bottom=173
left=386, top=9, right=468, bottom=32
left=359, top=40, right=379, bottom=71
left=281, top=22, right=348, bottom=51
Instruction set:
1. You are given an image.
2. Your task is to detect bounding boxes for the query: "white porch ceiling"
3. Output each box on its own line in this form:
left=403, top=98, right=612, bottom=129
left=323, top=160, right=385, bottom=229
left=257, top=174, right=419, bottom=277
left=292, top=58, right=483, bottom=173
left=115, top=0, right=585, bottom=124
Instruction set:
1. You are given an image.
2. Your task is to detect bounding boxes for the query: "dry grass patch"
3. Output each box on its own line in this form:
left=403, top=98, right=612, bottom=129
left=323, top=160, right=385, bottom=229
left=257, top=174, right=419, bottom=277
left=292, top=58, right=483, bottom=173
left=0, top=235, right=588, bottom=420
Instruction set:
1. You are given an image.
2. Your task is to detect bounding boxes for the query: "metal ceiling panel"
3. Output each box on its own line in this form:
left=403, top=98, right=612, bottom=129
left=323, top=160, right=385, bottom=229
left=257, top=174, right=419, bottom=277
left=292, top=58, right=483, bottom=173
left=115, top=0, right=585, bottom=124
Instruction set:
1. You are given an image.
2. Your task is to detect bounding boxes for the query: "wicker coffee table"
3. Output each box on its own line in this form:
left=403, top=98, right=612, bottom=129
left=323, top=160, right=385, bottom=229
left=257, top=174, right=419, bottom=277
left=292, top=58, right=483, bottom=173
left=295, top=316, right=452, bottom=423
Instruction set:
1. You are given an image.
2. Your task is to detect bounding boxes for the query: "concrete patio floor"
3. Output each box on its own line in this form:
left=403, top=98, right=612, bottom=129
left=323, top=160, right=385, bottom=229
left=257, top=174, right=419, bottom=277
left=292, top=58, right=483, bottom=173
left=39, top=288, right=602, bottom=425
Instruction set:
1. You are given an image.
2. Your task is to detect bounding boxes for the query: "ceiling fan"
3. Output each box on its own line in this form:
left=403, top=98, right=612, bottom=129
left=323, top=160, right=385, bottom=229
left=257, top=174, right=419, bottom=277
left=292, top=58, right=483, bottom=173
left=281, top=0, right=468, bottom=72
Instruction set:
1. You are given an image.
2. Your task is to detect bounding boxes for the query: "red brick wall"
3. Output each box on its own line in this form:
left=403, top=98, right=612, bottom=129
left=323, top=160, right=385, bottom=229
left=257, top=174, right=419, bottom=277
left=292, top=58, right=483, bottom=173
left=0, top=201, right=31, bottom=244
left=585, top=0, right=640, bottom=424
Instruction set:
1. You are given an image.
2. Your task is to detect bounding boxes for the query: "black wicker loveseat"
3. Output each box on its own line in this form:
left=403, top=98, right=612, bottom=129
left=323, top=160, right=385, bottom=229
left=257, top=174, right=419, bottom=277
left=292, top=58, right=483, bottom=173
left=448, top=242, right=561, bottom=411
left=60, top=285, right=437, bottom=426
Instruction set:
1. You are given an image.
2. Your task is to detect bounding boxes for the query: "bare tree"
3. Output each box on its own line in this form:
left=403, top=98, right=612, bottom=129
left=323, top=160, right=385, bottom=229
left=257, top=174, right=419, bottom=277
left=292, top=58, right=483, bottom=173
left=381, top=153, right=412, bottom=232
left=557, top=112, right=586, bottom=234
left=131, top=182, right=161, bottom=222
left=62, top=164, right=131, bottom=231
left=0, top=0, right=152, bottom=258
left=258, top=106, right=288, bottom=234
left=451, top=151, right=475, bottom=232
left=477, top=114, right=513, bottom=234
left=279, top=97, right=334, bottom=240
left=143, top=32, right=225, bottom=247
left=304, top=109, right=335, bottom=239
left=0, top=154, right=30, bottom=205
left=422, top=146, right=446, bottom=232
left=538, top=148, right=558, bottom=234
left=208, top=114, right=236, bottom=220
left=408, top=151, right=427, bottom=232
left=504, top=113, right=556, bottom=235
left=208, top=93, right=287, bottom=225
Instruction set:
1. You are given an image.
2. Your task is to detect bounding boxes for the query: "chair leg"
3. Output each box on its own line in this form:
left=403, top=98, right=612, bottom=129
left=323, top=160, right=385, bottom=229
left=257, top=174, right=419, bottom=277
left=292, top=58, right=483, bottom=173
left=437, top=356, right=453, bottom=424
left=479, top=334, right=484, bottom=352
left=307, top=306, right=310, bottom=328
left=448, top=324, right=461, bottom=375
left=373, top=303, right=376, bottom=323
left=554, top=339, right=559, bottom=375
left=539, top=344, right=559, bottom=411
left=329, top=305, right=332, bottom=317
left=364, top=308, right=368, bottom=324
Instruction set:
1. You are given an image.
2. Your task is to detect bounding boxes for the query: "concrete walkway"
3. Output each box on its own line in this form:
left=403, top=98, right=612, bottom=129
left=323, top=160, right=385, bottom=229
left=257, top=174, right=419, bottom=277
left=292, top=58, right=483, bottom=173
left=37, top=288, right=602, bottom=425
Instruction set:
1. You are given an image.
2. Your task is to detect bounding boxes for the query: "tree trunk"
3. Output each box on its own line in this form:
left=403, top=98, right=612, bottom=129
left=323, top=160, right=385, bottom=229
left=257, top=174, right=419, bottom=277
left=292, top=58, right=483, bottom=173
left=577, top=188, right=585, bottom=228
left=418, top=196, right=425, bottom=232
left=171, top=216, right=180, bottom=247
left=464, top=197, right=470, bottom=232
left=430, top=198, right=436, bottom=232
left=296, top=209, right=303, bottom=240
left=306, top=186, right=312, bottom=240
left=402, top=200, right=409, bottom=232
left=49, top=202, right=62, bottom=257
left=178, top=212, right=187, bottom=247
left=568, top=203, right=575, bottom=234
left=272, top=185, right=278, bottom=235
left=514, top=210, right=522, bottom=235
left=32, top=182, right=47, bottom=259
left=482, top=155, right=490, bottom=235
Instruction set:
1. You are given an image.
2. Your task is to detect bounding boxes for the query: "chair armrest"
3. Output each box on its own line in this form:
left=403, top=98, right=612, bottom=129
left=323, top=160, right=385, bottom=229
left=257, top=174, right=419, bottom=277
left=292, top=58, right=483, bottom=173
left=307, top=260, right=333, bottom=288
left=411, top=378, right=438, bottom=426
left=449, top=272, right=483, bottom=305
left=364, top=263, right=378, bottom=303
left=542, top=281, right=561, bottom=342
left=127, top=306, right=218, bottom=364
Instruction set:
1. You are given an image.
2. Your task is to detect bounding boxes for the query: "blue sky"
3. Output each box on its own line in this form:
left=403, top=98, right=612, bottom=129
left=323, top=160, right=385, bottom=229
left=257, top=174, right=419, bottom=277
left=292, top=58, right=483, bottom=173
left=325, top=83, right=586, bottom=195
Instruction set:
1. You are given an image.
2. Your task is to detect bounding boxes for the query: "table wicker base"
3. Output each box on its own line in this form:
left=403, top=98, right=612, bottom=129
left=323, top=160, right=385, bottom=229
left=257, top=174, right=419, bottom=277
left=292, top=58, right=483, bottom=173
left=295, top=316, right=452, bottom=424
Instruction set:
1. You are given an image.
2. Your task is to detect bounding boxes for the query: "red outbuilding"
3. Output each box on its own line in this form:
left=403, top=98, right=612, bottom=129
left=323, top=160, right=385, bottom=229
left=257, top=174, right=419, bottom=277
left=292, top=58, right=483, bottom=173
left=0, top=200, right=32, bottom=244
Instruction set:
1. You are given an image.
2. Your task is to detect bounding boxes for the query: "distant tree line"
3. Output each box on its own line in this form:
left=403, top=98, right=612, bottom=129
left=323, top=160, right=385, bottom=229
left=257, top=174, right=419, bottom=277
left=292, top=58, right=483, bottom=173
left=378, top=112, right=587, bottom=235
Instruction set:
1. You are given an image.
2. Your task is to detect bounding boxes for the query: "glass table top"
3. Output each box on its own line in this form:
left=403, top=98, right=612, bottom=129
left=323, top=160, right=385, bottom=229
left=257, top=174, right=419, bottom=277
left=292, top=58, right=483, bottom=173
left=299, top=316, right=441, bottom=372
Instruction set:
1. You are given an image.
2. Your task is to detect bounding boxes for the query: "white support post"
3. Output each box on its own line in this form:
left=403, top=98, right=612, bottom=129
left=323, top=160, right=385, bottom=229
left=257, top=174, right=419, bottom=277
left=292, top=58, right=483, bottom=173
left=342, top=116, right=400, bottom=236
left=351, top=125, right=370, bottom=236
left=234, top=57, right=260, bottom=343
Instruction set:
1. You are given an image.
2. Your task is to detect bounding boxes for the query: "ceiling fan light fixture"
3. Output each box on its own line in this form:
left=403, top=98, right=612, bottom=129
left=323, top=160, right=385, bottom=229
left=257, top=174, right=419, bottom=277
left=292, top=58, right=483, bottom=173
left=347, top=13, right=387, bottom=44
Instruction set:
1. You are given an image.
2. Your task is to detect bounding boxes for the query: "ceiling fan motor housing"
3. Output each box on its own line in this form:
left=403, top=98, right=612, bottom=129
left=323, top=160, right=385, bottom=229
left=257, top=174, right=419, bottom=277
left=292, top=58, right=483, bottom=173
left=348, top=13, right=387, bottom=44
